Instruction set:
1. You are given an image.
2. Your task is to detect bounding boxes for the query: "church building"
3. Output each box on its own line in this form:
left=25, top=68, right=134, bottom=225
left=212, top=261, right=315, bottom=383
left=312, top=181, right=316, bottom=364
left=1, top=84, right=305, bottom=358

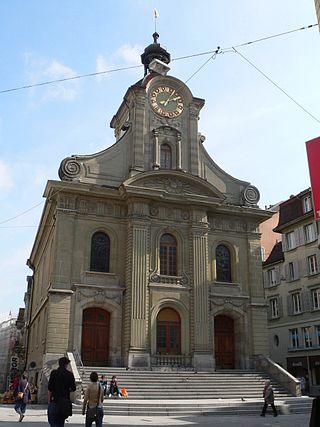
left=25, top=34, right=271, bottom=397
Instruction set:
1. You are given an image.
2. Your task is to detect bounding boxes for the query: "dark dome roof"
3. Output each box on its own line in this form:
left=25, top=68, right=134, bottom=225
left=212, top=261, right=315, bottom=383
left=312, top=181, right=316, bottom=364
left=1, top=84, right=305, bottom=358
left=141, top=33, right=170, bottom=75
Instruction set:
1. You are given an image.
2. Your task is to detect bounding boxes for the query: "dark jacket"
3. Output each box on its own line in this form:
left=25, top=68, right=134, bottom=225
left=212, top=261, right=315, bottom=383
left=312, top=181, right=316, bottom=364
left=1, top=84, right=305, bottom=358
left=48, top=367, right=76, bottom=401
left=309, top=397, right=320, bottom=427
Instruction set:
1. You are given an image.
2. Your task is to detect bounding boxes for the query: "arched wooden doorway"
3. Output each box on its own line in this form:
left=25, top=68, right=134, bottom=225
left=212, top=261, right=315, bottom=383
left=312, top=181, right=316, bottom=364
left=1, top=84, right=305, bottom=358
left=81, top=308, right=110, bottom=366
left=156, top=308, right=181, bottom=354
left=214, top=314, right=235, bottom=369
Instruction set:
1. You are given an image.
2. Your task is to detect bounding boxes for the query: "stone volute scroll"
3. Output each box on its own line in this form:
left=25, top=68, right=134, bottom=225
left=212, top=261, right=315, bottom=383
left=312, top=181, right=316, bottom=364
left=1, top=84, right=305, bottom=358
left=241, top=185, right=260, bottom=207
left=58, top=157, right=82, bottom=181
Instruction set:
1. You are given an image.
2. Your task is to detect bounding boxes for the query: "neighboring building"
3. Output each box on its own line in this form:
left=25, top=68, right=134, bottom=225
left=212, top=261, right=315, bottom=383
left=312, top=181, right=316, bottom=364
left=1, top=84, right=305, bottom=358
left=259, top=203, right=281, bottom=261
left=0, top=315, right=18, bottom=392
left=25, top=34, right=271, bottom=401
left=263, top=188, right=320, bottom=395
left=315, top=0, right=320, bottom=27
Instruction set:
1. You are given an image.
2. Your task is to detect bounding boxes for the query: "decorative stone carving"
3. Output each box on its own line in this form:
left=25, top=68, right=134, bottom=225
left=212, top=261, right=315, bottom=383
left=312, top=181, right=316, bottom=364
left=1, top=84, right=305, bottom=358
left=181, top=211, right=189, bottom=220
left=242, top=185, right=260, bottom=206
left=150, top=206, right=159, bottom=217
left=151, top=114, right=181, bottom=129
left=58, top=157, right=82, bottom=181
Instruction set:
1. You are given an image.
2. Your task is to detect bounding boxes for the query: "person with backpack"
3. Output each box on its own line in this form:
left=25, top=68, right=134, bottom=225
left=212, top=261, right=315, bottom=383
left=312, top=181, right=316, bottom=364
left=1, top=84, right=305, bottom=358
left=260, top=379, right=277, bottom=417
left=82, top=371, right=104, bottom=427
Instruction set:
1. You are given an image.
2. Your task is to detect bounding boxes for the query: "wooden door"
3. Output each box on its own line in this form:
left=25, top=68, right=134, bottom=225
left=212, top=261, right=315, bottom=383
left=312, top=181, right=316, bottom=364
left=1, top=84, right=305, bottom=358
left=81, top=308, right=110, bottom=366
left=214, top=315, right=235, bottom=369
left=156, top=308, right=181, bottom=354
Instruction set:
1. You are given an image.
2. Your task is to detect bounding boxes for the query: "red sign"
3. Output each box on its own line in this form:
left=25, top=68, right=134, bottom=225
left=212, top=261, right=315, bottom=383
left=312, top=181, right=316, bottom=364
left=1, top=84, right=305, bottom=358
left=306, top=137, right=320, bottom=220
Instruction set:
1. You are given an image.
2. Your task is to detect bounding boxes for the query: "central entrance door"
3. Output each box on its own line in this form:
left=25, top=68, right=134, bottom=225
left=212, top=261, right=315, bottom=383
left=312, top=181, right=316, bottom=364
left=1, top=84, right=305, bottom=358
left=156, top=308, right=181, bottom=354
left=214, top=314, right=235, bottom=369
left=81, top=308, right=110, bottom=366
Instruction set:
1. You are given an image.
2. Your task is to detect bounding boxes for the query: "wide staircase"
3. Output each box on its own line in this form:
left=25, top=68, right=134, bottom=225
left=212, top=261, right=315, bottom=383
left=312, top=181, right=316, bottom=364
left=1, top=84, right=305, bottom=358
left=73, top=367, right=312, bottom=416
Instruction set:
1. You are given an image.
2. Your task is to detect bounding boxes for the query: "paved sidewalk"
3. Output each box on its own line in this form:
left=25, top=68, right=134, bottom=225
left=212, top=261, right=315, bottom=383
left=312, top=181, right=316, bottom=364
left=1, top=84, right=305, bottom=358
left=0, top=404, right=311, bottom=426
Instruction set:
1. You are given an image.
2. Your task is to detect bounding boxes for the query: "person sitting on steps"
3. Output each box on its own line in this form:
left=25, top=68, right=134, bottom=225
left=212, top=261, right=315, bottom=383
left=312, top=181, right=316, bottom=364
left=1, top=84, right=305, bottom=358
left=108, top=375, right=121, bottom=398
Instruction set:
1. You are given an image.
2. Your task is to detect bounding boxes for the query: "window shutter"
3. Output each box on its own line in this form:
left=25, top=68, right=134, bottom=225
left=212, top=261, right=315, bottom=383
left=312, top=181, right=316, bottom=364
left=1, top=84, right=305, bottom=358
left=278, top=297, right=283, bottom=317
left=300, top=258, right=308, bottom=277
left=282, top=237, right=287, bottom=252
left=301, top=290, right=312, bottom=312
left=294, top=260, right=300, bottom=280
left=275, top=267, right=281, bottom=285
left=285, top=264, right=290, bottom=282
left=287, top=294, right=293, bottom=316
left=299, top=227, right=305, bottom=245
left=263, top=271, right=269, bottom=288
left=267, top=301, right=272, bottom=320
left=294, top=229, right=300, bottom=247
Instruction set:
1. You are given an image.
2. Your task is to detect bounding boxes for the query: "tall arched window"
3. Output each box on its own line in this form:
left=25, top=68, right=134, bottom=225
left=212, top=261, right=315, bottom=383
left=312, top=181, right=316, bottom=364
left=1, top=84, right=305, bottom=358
left=216, top=244, right=231, bottom=282
left=90, top=231, right=110, bottom=272
left=160, top=143, right=172, bottom=169
left=160, top=233, right=177, bottom=276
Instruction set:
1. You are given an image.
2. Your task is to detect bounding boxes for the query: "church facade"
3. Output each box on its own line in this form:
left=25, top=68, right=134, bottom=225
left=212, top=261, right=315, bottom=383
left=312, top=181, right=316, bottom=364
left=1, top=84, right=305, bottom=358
left=25, top=35, right=270, bottom=396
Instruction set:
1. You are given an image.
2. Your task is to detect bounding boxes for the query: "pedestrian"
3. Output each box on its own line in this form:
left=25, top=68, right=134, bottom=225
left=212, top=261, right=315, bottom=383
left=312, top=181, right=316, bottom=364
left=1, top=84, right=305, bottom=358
left=47, top=356, right=76, bottom=427
left=82, top=371, right=104, bottom=427
left=108, top=375, right=121, bottom=398
left=260, top=379, right=277, bottom=417
left=14, top=374, right=31, bottom=422
left=99, top=375, right=108, bottom=397
left=309, top=396, right=320, bottom=427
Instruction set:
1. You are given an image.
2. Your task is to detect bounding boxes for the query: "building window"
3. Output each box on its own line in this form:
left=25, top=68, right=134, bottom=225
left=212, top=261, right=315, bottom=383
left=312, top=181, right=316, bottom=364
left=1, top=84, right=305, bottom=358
left=216, top=244, right=232, bottom=282
left=312, top=288, right=320, bottom=310
left=302, top=195, right=312, bottom=213
left=305, top=223, right=316, bottom=243
left=160, top=144, right=172, bottom=169
left=316, top=325, right=320, bottom=346
left=308, top=254, right=318, bottom=275
left=292, top=292, right=302, bottom=314
left=286, top=231, right=296, bottom=250
left=270, top=298, right=279, bottom=318
left=302, top=326, right=313, bottom=348
left=160, top=234, right=177, bottom=276
left=268, top=269, right=277, bottom=286
left=90, top=231, right=110, bottom=272
left=274, top=335, right=279, bottom=347
left=288, top=261, right=299, bottom=281
left=289, top=328, right=300, bottom=349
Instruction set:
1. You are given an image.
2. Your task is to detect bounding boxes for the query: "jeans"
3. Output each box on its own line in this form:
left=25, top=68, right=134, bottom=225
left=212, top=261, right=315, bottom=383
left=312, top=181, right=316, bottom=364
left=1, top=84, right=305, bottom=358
left=261, top=401, right=277, bottom=416
left=48, top=402, right=65, bottom=427
left=14, top=400, right=27, bottom=414
left=86, top=407, right=104, bottom=427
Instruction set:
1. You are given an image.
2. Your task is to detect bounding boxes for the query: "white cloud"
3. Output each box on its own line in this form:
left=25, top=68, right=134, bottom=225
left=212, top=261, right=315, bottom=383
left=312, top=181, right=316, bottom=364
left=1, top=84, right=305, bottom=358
left=95, top=43, right=143, bottom=83
left=0, top=160, right=13, bottom=189
left=25, top=54, right=79, bottom=102
left=115, top=44, right=142, bottom=65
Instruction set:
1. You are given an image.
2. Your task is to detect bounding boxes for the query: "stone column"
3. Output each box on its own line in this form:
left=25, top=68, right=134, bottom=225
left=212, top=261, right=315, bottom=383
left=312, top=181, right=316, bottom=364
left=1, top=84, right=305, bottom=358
left=153, top=130, right=160, bottom=169
left=126, top=200, right=150, bottom=368
left=176, top=132, right=182, bottom=170
left=191, top=209, right=214, bottom=370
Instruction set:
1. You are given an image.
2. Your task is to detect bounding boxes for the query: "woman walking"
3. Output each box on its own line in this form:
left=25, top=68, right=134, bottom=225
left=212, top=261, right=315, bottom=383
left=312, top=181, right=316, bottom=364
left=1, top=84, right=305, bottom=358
left=14, top=375, right=31, bottom=422
left=260, top=379, right=277, bottom=417
left=82, top=371, right=104, bottom=427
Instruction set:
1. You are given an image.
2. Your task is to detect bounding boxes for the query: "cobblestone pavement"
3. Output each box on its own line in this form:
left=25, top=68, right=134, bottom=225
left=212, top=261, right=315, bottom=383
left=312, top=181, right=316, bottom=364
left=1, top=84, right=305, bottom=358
left=0, top=405, right=310, bottom=426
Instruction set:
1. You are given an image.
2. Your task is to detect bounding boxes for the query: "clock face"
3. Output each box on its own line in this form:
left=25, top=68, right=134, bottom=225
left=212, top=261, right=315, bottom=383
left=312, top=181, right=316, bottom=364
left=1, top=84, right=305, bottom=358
left=149, top=85, right=184, bottom=118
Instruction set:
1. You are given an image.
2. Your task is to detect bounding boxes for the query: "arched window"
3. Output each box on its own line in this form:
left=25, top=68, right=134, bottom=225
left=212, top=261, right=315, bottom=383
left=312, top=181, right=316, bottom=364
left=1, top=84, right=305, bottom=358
left=90, top=232, right=110, bottom=272
left=160, top=143, right=172, bottom=169
left=216, top=244, right=231, bottom=282
left=160, top=233, right=177, bottom=276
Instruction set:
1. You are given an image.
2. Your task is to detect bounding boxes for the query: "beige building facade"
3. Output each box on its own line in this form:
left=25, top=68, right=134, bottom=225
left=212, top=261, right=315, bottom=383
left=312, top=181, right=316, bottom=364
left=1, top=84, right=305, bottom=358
left=25, top=35, right=271, bottom=400
left=263, top=189, right=320, bottom=395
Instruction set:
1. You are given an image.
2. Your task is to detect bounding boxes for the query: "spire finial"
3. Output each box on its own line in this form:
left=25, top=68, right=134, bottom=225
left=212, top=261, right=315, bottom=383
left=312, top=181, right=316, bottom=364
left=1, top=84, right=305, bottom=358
left=153, top=32, right=159, bottom=44
left=154, top=9, right=159, bottom=33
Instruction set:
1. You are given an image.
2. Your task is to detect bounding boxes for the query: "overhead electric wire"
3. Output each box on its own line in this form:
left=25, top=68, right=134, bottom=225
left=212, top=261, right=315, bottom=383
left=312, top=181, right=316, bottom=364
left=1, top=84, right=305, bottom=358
left=232, top=47, right=320, bottom=125
left=0, top=23, right=317, bottom=95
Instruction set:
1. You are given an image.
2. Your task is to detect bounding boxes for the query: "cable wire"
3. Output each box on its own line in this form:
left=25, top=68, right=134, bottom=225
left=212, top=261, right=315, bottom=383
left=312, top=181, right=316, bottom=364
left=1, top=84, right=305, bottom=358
left=232, top=47, right=320, bottom=125
left=0, top=23, right=317, bottom=95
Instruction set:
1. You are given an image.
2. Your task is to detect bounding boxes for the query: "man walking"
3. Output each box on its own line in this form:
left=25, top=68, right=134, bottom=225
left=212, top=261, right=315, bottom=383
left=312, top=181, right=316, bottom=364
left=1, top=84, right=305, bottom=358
left=48, top=356, right=76, bottom=427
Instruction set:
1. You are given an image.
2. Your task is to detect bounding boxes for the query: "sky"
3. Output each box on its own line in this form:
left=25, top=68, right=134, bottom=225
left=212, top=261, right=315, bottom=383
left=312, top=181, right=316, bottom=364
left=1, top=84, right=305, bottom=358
left=0, top=1, right=319, bottom=320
